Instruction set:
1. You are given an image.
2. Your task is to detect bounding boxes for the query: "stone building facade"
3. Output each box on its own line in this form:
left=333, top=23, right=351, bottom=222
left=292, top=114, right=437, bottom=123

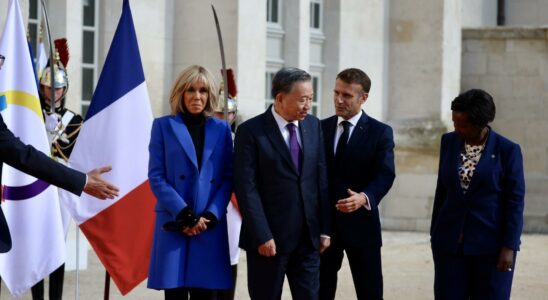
left=1, top=0, right=547, bottom=239
left=461, top=27, right=548, bottom=232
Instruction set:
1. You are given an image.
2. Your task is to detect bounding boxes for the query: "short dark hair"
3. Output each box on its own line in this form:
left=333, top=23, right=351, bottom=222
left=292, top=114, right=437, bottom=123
left=336, top=68, right=371, bottom=93
left=271, top=67, right=311, bottom=99
left=451, top=89, right=496, bottom=128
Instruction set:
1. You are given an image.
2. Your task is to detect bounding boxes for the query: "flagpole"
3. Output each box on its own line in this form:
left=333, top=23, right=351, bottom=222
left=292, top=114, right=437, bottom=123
left=104, top=272, right=110, bottom=300
left=75, top=224, right=80, bottom=300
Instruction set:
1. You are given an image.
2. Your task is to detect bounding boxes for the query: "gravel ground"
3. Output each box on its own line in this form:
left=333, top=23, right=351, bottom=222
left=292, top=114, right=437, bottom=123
left=2, top=231, right=547, bottom=299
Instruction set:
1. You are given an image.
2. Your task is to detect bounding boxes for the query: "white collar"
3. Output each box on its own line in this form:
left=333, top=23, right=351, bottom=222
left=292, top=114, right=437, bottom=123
left=272, top=105, right=299, bottom=131
left=337, top=110, right=363, bottom=127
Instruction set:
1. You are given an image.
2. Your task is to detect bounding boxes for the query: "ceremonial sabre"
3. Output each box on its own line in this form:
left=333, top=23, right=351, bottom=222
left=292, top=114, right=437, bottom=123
left=211, top=5, right=229, bottom=122
left=40, top=0, right=55, bottom=114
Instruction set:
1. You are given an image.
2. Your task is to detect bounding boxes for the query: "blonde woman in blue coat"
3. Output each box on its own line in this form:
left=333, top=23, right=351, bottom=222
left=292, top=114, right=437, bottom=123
left=147, top=65, right=233, bottom=300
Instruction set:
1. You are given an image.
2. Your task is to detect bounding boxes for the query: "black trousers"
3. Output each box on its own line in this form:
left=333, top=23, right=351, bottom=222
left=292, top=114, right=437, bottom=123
left=246, top=234, right=319, bottom=300
left=432, top=247, right=516, bottom=300
left=165, top=287, right=219, bottom=300
left=320, top=240, right=383, bottom=300
left=31, top=264, right=65, bottom=300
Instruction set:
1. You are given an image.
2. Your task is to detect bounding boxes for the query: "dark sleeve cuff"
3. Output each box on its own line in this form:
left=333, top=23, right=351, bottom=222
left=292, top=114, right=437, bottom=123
left=176, top=207, right=199, bottom=227
left=202, top=211, right=218, bottom=229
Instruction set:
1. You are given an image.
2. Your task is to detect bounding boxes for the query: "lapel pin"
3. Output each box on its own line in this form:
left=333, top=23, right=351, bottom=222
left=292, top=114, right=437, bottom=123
left=491, top=154, right=495, bottom=159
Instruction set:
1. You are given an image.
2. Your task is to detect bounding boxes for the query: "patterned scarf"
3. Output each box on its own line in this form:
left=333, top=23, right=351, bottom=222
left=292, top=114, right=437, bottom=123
left=458, top=129, right=489, bottom=192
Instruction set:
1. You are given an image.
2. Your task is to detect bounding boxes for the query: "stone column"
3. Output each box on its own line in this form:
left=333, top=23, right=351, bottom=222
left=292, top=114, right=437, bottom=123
left=283, top=0, right=309, bottom=70
left=462, top=27, right=548, bottom=232
left=382, top=0, right=461, bottom=231
left=461, top=0, right=497, bottom=27
left=46, top=0, right=83, bottom=115
left=237, top=0, right=267, bottom=120
left=322, top=0, right=389, bottom=120
left=321, top=0, right=341, bottom=117
left=172, top=0, right=265, bottom=121
left=131, top=1, right=175, bottom=116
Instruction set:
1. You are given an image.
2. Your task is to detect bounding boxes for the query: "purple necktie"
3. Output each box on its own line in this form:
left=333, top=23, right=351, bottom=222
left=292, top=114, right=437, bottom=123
left=286, top=123, right=301, bottom=171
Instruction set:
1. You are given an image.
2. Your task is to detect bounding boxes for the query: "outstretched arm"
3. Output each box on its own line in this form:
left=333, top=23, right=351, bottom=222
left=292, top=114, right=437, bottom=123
left=84, top=166, right=119, bottom=199
left=1, top=115, right=83, bottom=196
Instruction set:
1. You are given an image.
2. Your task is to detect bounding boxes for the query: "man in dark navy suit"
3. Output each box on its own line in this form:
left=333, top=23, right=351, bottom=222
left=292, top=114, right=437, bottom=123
left=234, top=67, right=331, bottom=300
left=0, top=53, right=119, bottom=254
left=320, top=68, right=395, bottom=300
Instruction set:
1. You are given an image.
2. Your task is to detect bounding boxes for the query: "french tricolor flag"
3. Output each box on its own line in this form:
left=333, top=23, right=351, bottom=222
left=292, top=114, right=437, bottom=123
left=60, top=0, right=155, bottom=294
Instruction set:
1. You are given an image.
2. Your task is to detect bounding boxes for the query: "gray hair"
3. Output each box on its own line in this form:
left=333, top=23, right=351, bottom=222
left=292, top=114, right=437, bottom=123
left=271, top=67, right=311, bottom=99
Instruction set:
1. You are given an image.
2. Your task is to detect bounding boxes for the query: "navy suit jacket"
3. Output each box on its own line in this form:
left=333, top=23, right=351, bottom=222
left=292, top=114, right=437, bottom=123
left=430, top=128, right=525, bottom=255
left=234, top=107, right=330, bottom=254
left=322, top=112, right=395, bottom=248
left=0, top=114, right=86, bottom=253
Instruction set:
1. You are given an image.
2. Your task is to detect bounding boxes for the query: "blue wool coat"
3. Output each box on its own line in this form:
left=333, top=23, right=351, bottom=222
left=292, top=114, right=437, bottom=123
left=147, top=114, right=233, bottom=290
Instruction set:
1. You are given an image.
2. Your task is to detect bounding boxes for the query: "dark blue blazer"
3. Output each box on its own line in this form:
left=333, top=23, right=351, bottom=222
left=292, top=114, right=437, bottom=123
left=430, top=128, right=525, bottom=255
left=234, top=107, right=330, bottom=254
left=321, top=112, right=395, bottom=248
left=0, top=114, right=86, bottom=253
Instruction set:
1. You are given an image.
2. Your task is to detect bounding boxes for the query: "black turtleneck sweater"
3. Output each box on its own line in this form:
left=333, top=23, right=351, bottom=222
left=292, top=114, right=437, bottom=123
left=181, top=112, right=206, bottom=170
left=174, top=112, right=218, bottom=229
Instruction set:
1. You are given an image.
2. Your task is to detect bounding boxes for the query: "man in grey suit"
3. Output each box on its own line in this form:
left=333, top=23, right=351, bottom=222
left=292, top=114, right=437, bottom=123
left=234, top=67, right=331, bottom=300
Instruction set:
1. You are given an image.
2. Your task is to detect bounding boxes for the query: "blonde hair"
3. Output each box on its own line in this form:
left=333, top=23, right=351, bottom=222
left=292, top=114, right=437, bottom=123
left=169, top=65, right=219, bottom=116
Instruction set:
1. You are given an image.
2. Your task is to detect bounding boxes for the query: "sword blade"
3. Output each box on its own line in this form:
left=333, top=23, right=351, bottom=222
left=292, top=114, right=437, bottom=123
left=40, top=0, right=55, bottom=114
left=211, top=5, right=229, bottom=123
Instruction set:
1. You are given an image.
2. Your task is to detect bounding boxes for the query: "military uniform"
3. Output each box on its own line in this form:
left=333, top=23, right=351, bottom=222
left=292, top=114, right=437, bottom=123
left=46, top=107, right=83, bottom=161
left=31, top=61, right=82, bottom=300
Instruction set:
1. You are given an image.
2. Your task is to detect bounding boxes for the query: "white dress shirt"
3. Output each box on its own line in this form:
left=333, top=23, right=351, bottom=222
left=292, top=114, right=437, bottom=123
left=333, top=110, right=363, bottom=154
left=333, top=111, right=371, bottom=211
left=271, top=105, right=301, bottom=148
